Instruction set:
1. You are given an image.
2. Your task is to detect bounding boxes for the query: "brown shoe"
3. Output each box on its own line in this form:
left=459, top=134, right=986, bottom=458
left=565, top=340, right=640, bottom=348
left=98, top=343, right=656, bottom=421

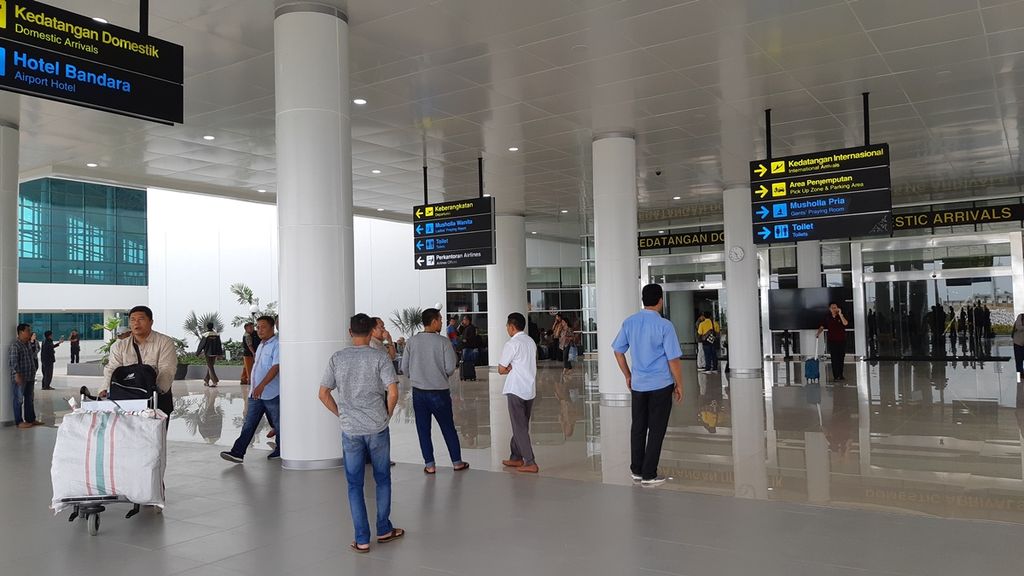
left=16, top=423, right=33, bottom=429
left=502, top=459, right=524, bottom=467
left=517, top=463, right=539, bottom=474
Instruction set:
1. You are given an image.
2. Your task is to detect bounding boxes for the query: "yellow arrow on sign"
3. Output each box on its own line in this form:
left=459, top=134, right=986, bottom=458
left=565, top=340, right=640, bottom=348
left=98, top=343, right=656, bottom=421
left=755, top=164, right=767, bottom=178
left=415, top=209, right=423, bottom=219
left=755, top=185, right=768, bottom=199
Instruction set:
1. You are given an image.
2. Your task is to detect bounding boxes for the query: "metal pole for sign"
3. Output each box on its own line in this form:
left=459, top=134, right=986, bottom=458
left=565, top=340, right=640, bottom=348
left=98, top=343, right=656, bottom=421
left=422, top=165, right=428, bottom=206
left=139, top=0, right=149, bottom=35
left=477, top=157, right=484, bottom=199
left=764, top=108, right=772, bottom=159
left=862, top=92, right=870, bottom=146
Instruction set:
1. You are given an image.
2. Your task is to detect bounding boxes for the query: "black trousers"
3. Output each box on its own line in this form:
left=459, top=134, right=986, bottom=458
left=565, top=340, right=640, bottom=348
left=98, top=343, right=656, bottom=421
left=157, top=390, right=173, bottom=429
left=70, top=348, right=80, bottom=363
left=827, top=340, right=845, bottom=379
left=631, top=384, right=674, bottom=481
left=1014, top=344, right=1024, bottom=375
left=41, top=361, right=54, bottom=388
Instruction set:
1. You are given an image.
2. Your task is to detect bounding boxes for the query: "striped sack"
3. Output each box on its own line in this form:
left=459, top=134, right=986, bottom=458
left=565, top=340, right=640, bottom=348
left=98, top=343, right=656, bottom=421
left=51, top=410, right=166, bottom=514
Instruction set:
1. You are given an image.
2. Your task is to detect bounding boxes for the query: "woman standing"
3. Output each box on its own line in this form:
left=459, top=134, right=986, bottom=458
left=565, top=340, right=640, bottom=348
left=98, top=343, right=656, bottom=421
left=1012, top=313, right=1024, bottom=380
left=69, top=329, right=81, bottom=364
left=196, top=322, right=224, bottom=387
left=555, top=314, right=577, bottom=373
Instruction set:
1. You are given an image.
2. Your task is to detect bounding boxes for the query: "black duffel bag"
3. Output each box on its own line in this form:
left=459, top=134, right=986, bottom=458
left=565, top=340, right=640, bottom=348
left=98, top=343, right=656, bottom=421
left=109, top=341, right=159, bottom=401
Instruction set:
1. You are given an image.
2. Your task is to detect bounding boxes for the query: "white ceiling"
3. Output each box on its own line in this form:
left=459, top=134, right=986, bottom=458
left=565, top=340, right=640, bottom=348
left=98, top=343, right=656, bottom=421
left=15, top=0, right=1024, bottom=239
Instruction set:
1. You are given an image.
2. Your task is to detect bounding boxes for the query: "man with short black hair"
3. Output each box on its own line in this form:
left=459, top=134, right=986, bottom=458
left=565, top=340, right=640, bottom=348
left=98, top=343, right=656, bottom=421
left=498, top=312, right=539, bottom=473
left=40, top=330, right=64, bottom=390
left=8, top=323, right=40, bottom=428
left=816, top=302, right=849, bottom=382
left=319, top=313, right=403, bottom=553
left=222, top=315, right=281, bottom=462
left=241, top=322, right=259, bottom=386
left=612, top=283, right=684, bottom=487
left=402, top=308, right=468, bottom=474
left=102, top=306, right=178, bottom=417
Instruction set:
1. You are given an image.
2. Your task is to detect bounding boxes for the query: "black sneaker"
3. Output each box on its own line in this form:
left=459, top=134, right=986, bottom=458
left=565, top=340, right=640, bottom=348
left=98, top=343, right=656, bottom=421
left=220, top=451, right=243, bottom=464
left=267, top=451, right=281, bottom=460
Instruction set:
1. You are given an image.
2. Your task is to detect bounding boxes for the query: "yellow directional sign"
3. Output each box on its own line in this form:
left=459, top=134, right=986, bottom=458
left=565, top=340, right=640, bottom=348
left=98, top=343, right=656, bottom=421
left=754, top=164, right=767, bottom=178
left=771, top=160, right=786, bottom=175
left=772, top=182, right=787, bottom=197
left=755, top=185, right=768, bottom=199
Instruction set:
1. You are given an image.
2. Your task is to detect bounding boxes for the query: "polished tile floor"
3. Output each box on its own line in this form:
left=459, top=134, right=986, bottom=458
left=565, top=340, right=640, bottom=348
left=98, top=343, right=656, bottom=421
left=7, top=353, right=1024, bottom=575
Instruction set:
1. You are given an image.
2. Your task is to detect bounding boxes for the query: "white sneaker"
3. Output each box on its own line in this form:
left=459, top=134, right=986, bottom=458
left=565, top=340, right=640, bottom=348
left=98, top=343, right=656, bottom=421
left=631, top=473, right=642, bottom=482
left=641, top=476, right=667, bottom=487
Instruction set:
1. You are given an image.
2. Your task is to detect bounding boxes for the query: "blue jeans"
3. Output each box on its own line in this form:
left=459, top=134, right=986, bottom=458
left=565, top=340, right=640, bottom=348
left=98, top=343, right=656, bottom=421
left=703, top=343, right=717, bottom=371
left=412, top=388, right=463, bottom=468
left=342, top=428, right=393, bottom=545
left=229, top=396, right=280, bottom=457
left=12, top=374, right=36, bottom=424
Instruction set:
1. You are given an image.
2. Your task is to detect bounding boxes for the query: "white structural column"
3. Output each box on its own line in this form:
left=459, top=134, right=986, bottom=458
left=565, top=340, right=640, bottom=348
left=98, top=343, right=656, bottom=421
left=593, top=134, right=639, bottom=400
left=0, top=92, right=19, bottom=425
left=275, top=1, right=352, bottom=469
left=797, top=241, right=822, bottom=356
left=486, top=214, right=527, bottom=365
left=722, top=187, right=762, bottom=373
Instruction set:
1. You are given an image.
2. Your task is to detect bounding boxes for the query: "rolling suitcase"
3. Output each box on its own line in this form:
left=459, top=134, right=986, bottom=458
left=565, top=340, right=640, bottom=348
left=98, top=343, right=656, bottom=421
left=805, top=337, right=821, bottom=404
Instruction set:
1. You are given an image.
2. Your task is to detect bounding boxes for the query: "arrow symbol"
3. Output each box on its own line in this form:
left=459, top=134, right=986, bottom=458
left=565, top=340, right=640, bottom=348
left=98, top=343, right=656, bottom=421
left=416, top=240, right=424, bottom=250
left=415, top=209, right=423, bottom=219
left=415, top=224, right=423, bottom=234
left=758, top=226, right=771, bottom=240
left=757, top=206, right=769, bottom=220
left=416, top=257, right=423, bottom=266
left=755, top=185, right=768, bottom=199
left=755, top=164, right=767, bottom=178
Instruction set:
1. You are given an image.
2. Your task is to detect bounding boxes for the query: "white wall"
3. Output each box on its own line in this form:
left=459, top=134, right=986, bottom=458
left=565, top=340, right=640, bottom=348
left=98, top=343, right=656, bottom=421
left=147, top=188, right=280, bottom=345
left=18, top=283, right=147, bottom=311
left=147, top=189, right=446, bottom=345
left=526, top=237, right=580, bottom=268
left=353, top=217, right=447, bottom=331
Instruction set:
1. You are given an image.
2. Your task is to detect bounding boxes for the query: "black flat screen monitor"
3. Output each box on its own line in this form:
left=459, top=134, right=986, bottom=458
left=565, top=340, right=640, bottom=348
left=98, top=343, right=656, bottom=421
left=768, top=288, right=853, bottom=330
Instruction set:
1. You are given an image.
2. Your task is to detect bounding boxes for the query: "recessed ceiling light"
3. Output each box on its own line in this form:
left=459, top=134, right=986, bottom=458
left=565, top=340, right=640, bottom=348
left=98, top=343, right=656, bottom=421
left=376, top=208, right=385, bottom=212
left=483, top=193, right=491, bottom=197
left=531, top=231, right=537, bottom=235
left=85, top=162, right=98, bottom=168
left=937, top=70, right=953, bottom=76
left=353, top=98, right=367, bottom=105
left=371, top=169, right=382, bottom=174
left=256, top=189, right=267, bottom=193
left=673, top=196, right=681, bottom=200
left=560, top=209, right=569, bottom=214
left=658, top=230, right=665, bottom=234
left=508, top=146, right=519, bottom=152
left=92, top=17, right=108, bottom=24
left=203, top=135, right=215, bottom=141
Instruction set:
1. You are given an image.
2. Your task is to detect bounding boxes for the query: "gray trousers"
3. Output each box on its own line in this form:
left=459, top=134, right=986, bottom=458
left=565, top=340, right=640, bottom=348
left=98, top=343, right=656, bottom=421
left=507, top=394, right=535, bottom=465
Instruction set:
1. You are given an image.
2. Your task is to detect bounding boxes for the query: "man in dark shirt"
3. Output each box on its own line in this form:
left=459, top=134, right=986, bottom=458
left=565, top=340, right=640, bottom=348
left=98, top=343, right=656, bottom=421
left=40, top=330, right=64, bottom=390
left=8, top=324, right=40, bottom=428
left=458, top=316, right=480, bottom=381
left=816, top=302, right=849, bottom=382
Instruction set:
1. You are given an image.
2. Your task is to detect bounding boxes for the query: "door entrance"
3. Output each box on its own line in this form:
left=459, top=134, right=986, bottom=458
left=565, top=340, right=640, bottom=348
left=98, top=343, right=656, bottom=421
left=641, top=253, right=727, bottom=360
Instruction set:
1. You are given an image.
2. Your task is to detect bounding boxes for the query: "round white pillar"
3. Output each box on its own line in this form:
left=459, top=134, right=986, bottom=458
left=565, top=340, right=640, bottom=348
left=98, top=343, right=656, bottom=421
left=723, top=186, right=762, bottom=374
left=797, top=241, right=822, bottom=356
left=274, top=1, right=353, bottom=470
left=486, top=214, right=527, bottom=366
left=0, top=92, right=19, bottom=426
left=593, top=134, right=639, bottom=401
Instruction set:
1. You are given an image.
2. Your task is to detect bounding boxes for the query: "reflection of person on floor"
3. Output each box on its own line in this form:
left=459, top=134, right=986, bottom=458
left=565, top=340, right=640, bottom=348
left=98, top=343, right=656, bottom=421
left=612, top=283, right=684, bottom=487
left=498, top=312, right=539, bottom=474
left=697, top=372, right=722, bottom=434
left=198, top=387, right=223, bottom=444
left=826, top=389, right=855, bottom=456
left=554, top=372, right=577, bottom=439
left=817, top=302, right=848, bottom=382
left=1013, top=314, right=1024, bottom=388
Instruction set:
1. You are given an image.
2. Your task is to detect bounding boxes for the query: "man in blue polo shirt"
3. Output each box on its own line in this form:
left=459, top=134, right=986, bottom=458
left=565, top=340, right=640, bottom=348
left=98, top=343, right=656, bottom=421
left=222, top=315, right=281, bottom=462
left=612, top=283, right=683, bottom=487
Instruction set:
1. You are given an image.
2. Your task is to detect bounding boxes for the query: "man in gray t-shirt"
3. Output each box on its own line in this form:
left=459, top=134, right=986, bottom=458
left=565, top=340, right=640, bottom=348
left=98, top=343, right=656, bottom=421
left=319, top=313, right=403, bottom=553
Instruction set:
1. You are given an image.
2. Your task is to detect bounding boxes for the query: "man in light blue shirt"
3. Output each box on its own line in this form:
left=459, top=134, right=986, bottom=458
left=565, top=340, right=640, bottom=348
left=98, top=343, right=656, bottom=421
left=222, top=315, right=281, bottom=463
left=612, top=283, right=683, bottom=487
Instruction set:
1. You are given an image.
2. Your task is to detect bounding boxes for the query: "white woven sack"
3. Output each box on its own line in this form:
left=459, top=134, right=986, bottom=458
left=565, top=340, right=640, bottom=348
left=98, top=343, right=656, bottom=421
left=51, top=410, right=166, bottom=514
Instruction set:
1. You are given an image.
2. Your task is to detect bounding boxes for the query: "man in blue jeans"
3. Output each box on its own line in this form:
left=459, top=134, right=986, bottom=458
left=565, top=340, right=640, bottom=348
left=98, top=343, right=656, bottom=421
left=402, top=308, right=469, bottom=474
left=612, top=283, right=684, bottom=487
left=221, top=315, right=281, bottom=463
left=319, top=313, right=403, bottom=553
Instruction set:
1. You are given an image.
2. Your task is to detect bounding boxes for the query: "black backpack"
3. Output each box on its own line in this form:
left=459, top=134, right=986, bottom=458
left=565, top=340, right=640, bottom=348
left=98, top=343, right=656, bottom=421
left=109, top=341, right=160, bottom=401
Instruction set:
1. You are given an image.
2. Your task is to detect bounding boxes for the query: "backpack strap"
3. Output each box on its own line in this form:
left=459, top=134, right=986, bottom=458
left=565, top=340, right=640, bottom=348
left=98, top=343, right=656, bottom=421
left=132, top=340, right=144, bottom=366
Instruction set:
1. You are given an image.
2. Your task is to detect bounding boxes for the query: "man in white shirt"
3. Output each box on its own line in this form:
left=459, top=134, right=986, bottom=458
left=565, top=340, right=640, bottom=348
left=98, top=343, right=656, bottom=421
left=498, top=312, right=539, bottom=474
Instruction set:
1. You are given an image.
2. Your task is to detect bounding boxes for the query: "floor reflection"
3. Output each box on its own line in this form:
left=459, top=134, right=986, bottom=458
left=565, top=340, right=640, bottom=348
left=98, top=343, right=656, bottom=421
left=37, top=348, right=1024, bottom=524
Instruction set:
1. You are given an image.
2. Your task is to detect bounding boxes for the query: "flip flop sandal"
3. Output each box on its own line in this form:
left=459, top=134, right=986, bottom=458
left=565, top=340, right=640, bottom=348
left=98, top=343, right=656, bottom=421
left=423, top=467, right=436, bottom=475
left=377, top=528, right=405, bottom=544
left=350, top=542, right=370, bottom=553
left=453, top=463, right=470, bottom=472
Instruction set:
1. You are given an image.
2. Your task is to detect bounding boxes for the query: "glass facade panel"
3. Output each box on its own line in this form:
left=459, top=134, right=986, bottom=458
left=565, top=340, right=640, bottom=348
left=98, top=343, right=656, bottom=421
left=17, top=312, right=104, bottom=340
left=17, top=178, right=148, bottom=285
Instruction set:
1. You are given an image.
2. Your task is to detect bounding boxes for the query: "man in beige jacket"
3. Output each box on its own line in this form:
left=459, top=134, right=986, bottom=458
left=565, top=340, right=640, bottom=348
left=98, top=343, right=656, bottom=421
left=101, top=305, right=178, bottom=417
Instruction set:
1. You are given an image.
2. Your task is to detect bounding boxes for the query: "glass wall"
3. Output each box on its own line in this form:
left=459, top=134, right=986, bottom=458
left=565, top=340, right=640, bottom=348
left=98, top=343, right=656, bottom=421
left=17, top=312, right=104, bottom=340
left=18, top=178, right=148, bottom=286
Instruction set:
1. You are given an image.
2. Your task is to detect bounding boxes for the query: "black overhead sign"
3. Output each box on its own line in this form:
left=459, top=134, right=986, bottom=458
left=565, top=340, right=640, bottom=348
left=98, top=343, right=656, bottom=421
left=750, top=144, right=892, bottom=244
left=893, top=203, right=1024, bottom=230
left=638, top=230, right=724, bottom=252
left=413, top=197, right=495, bottom=270
left=0, top=0, right=183, bottom=124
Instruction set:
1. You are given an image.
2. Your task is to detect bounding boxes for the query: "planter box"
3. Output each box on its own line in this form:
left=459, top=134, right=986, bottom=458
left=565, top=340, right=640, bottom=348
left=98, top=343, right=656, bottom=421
left=184, top=364, right=243, bottom=380
left=67, top=361, right=242, bottom=381
left=66, top=362, right=104, bottom=377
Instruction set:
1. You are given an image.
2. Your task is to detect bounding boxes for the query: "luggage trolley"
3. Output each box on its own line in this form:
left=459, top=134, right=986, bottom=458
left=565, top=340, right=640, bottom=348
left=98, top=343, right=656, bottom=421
left=54, top=392, right=164, bottom=536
